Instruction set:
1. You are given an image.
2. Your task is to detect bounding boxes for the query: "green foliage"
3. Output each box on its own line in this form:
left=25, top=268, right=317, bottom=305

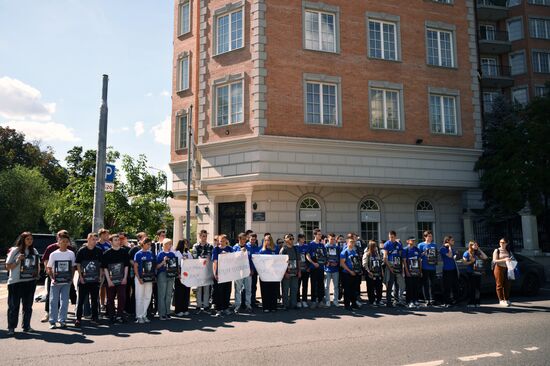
left=45, top=147, right=172, bottom=240
left=0, top=126, right=68, bottom=191
left=0, top=166, right=52, bottom=249
left=475, top=93, right=550, bottom=217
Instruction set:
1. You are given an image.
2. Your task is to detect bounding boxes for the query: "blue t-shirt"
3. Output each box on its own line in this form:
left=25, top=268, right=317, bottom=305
left=418, top=242, right=438, bottom=271
left=297, top=244, right=309, bottom=271
left=463, top=251, right=484, bottom=274
left=246, top=242, right=261, bottom=272
left=134, top=250, right=154, bottom=277
left=384, top=240, right=403, bottom=270
left=259, top=248, right=276, bottom=255
left=440, top=246, right=457, bottom=271
left=308, top=241, right=327, bottom=269
left=156, top=251, right=177, bottom=273
left=211, top=246, right=233, bottom=262
left=97, top=241, right=112, bottom=252
left=340, top=248, right=362, bottom=274
left=403, top=246, right=422, bottom=275
left=324, top=244, right=340, bottom=273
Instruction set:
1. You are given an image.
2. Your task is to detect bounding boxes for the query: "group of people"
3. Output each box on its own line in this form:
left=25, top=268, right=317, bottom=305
left=5, top=227, right=517, bottom=336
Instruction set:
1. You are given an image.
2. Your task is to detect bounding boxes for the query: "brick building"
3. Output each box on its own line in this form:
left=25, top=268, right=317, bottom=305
left=169, top=0, right=485, bottom=245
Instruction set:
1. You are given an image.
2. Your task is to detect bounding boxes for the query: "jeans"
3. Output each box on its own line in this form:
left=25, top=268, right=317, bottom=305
left=7, top=280, right=36, bottom=330
left=366, top=275, right=383, bottom=303
left=234, top=276, right=252, bottom=308
left=107, top=283, right=127, bottom=318
left=281, top=275, right=299, bottom=309
left=157, top=272, right=175, bottom=317
left=49, top=283, right=70, bottom=324
left=134, top=278, right=153, bottom=319
left=77, top=282, right=99, bottom=320
left=385, top=268, right=405, bottom=304
left=421, top=269, right=437, bottom=302
left=324, top=271, right=339, bottom=304
left=196, top=285, right=211, bottom=309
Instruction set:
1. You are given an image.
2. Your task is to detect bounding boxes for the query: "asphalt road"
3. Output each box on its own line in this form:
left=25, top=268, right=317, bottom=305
left=0, top=288, right=549, bottom=366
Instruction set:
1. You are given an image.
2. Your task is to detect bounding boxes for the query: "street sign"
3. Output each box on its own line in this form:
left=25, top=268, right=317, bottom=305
left=105, top=182, right=115, bottom=192
left=105, top=164, right=116, bottom=183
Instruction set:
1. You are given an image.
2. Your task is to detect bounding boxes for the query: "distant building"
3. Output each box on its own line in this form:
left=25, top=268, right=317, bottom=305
left=170, top=0, right=485, bottom=245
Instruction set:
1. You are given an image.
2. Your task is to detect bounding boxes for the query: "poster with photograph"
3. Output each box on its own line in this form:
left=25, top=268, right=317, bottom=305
left=141, top=260, right=155, bottom=282
left=81, top=260, right=100, bottom=283
left=54, top=260, right=72, bottom=283
left=166, top=257, right=179, bottom=278
left=109, top=262, right=124, bottom=285
left=20, top=254, right=38, bottom=279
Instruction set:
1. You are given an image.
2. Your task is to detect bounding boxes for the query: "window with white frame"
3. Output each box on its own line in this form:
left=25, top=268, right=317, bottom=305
left=304, top=9, right=337, bottom=52
left=481, top=58, right=498, bottom=77
left=529, top=0, right=550, bottom=5
left=416, top=200, right=435, bottom=242
left=533, top=50, right=550, bottom=73
left=512, top=87, right=528, bottom=105
left=370, top=88, right=401, bottom=130
left=178, top=1, right=191, bottom=36
left=429, top=93, right=458, bottom=135
left=176, top=112, right=188, bottom=150
left=479, top=24, right=496, bottom=40
left=304, top=74, right=341, bottom=125
left=368, top=20, right=397, bottom=60
left=299, top=198, right=321, bottom=242
left=432, top=0, right=453, bottom=3
left=214, top=79, right=243, bottom=126
left=483, top=91, right=500, bottom=113
left=509, top=51, right=526, bottom=75
left=508, top=0, right=522, bottom=5
left=178, top=54, right=190, bottom=91
left=360, top=199, right=381, bottom=242
left=530, top=18, right=550, bottom=39
left=215, top=7, right=243, bottom=55
left=507, top=18, right=523, bottom=41
left=535, top=85, right=549, bottom=97
left=427, top=28, right=454, bottom=67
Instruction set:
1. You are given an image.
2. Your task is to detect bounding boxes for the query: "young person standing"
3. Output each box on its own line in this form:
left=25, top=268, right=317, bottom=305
left=463, top=241, right=488, bottom=308
left=340, top=238, right=362, bottom=311
left=102, top=234, right=129, bottom=323
left=6, top=232, right=40, bottom=335
left=296, top=234, right=310, bottom=308
left=46, top=233, right=76, bottom=329
left=212, top=234, right=234, bottom=317
left=306, top=229, right=327, bottom=308
left=324, top=233, right=340, bottom=307
left=133, top=238, right=155, bottom=323
left=280, top=233, right=300, bottom=310
left=192, top=230, right=213, bottom=313
left=75, top=233, right=103, bottom=326
left=363, top=240, right=383, bottom=306
left=233, top=233, right=253, bottom=313
left=440, top=235, right=459, bottom=308
left=383, top=231, right=405, bottom=307
left=259, top=234, right=279, bottom=312
left=246, top=233, right=261, bottom=307
left=492, top=238, right=513, bottom=307
left=418, top=230, right=438, bottom=306
left=174, top=239, right=193, bottom=316
left=403, top=237, right=422, bottom=308
left=156, top=238, right=178, bottom=320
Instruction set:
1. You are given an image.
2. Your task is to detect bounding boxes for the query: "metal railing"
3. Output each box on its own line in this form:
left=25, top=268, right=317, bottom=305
left=479, top=29, right=509, bottom=42
left=477, top=0, right=508, bottom=7
left=481, top=64, right=512, bottom=78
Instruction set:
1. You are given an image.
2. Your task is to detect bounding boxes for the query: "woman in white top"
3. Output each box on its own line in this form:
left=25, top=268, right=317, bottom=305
left=174, top=239, right=193, bottom=316
left=492, top=238, right=512, bottom=307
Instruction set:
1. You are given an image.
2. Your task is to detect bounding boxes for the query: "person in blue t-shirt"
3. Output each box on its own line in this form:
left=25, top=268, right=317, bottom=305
left=418, top=230, right=438, bottom=306
left=463, top=240, right=488, bottom=308
left=246, top=233, right=261, bottom=308
left=259, top=234, right=278, bottom=312
left=340, top=238, right=362, bottom=311
left=324, top=233, right=340, bottom=307
left=133, top=238, right=155, bottom=324
left=306, top=229, right=327, bottom=308
left=440, top=235, right=458, bottom=307
left=296, top=234, right=310, bottom=308
left=383, top=231, right=405, bottom=307
left=233, top=233, right=252, bottom=313
left=403, top=237, right=422, bottom=308
left=211, top=234, right=234, bottom=317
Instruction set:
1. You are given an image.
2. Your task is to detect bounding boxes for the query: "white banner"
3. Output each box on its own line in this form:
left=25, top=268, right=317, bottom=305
left=252, top=254, right=289, bottom=282
left=180, top=258, right=214, bottom=287
left=217, top=251, right=250, bottom=284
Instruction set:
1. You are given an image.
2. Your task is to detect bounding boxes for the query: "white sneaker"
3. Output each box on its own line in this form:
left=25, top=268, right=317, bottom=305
left=506, top=300, right=512, bottom=306
left=499, top=300, right=507, bottom=307
left=297, top=302, right=302, bottom=308
left=408, top=303, right=415, bottom=309
left=302, top=301, right=308, bottom=308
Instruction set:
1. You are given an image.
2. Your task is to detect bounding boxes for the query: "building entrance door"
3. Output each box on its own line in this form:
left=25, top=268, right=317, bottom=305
left=218, top=202, right=246, bottom=245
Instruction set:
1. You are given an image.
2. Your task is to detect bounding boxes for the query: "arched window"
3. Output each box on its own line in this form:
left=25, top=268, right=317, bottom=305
left=416, top=200, right=435, bottom=241
left=299, top=197, right=321, bottom=242
left=360, top=199, right=380, bottom=242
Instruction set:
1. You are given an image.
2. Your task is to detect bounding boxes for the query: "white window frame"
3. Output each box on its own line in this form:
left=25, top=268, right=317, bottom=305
left=512, top=86, right=529, bottom=106
left=213, top=2, right=245, bottom=56
left=532, top=49, right=550, bottom=73
left=212, top=73, right=245, bottom=127
left=425, top=22, right=457, bottom=68
left=509, top=50, right=526, bottom=75
left=302, top=1, right=340, bottom=53
left=303, top=73, right=342, bottom=126
left=368, top=81, right=404, bottom=131
left=178, top=0, right=191, bottom=36
left=535, top=85, right=548, bottom=97
left=483, top=91, right=500, bottom=113
left=507, top=17, right=524, bottom=41
left=360, top=199, right=381, bottom=243
left=367, top=15, right=400, bottom=61
left=507, top=0, right=522, bottom=6
left=177, top=52, right=190, bottom=92
left=529, top=17, right=550, bottom=39
left=428, top=87, right=461, bottom=136
left=481, top=57, right=498, bottom=77
left=175, top=110, right=188, bottom=150
left=528, top=0, right=550, bottom=5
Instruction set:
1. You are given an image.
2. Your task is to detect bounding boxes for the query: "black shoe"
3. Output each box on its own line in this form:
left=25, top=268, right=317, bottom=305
left=386, top=303, right=394, bottom=308
left=344, top=306, right=353, bottom=311
left=74, top=320, right=81, bottom=327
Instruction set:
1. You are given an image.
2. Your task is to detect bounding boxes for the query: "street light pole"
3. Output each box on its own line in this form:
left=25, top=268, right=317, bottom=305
left=186, top=105, right=193, bottom=241
left=92, top=74, right=109, bottom=232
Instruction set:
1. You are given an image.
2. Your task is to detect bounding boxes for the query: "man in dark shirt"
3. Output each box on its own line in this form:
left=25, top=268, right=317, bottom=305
left=75, top=233, right=103, bottom=326
left=101, top=234, right=130, bottom=323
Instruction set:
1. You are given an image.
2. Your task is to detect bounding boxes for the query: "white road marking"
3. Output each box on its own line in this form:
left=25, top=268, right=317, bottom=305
left=511, top=350, right=522, bottom=354
left=402, top=361, right=444, bottom=366
left=458, top=352, right=502, bottom=361
left=524, top=347, right=539, bottom=351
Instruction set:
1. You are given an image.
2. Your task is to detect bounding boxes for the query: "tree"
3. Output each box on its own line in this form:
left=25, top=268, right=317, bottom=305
left=0, top=126, right=68, bottom=191
left=0, top=166, right=52, bottom=250
left=475, top=93, right=550, bottom=217
left=45, top=147, right=172, bottom=240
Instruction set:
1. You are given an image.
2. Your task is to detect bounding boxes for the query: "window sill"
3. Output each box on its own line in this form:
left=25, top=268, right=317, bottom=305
left=367, top=56, right=402, bottom=63
left=177, top=31, right=192, bottom=40
left=303, top=47, right=341, bottom=56
left=370, top=126, right=404, bottom=132
left=305, top=122, right=342, bottom=127
left=176, top=88, right=192, bottom=96
left=212, top=120, right=246, bottom=129
left=175, top=147, right=189, bottom=153
left=430, top=131, right=460, bottom=137
left=212, top=45, right=245, bottom=58
left=427, top=64, right=458, bottom=71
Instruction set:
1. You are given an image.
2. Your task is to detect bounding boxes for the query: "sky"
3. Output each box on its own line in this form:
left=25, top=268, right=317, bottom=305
left=0, top=0, right=174, bottom=186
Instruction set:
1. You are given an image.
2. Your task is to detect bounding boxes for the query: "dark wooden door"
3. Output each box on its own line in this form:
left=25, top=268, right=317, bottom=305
left=218, top=202, right=246, bottom=245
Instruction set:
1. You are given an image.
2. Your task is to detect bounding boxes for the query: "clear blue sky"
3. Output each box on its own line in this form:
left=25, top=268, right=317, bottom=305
left=0, top=0, right=174, bottom=183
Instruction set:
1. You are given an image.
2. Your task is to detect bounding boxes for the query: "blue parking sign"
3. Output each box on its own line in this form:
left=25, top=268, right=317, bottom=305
left=105, top=164, right=116, bottom=183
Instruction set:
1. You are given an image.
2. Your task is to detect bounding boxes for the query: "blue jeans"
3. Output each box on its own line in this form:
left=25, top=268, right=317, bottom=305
left=324, top=271, right=339, bottom=304
left=49, top=283, right=70, bottom=324
left=234, top=276, right=252, bottom=308
left=157, top=272, right=175, bottom=317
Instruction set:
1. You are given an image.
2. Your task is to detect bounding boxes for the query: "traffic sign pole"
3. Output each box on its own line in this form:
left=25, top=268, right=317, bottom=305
left=92, top=75, right=109, bottom=232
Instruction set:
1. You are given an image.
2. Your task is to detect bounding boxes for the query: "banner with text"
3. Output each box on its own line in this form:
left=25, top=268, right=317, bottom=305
left=252, top=254, right=289, bottom=282
left=218, top=251, right=250, bottom=284
left=180, top=258, right=214, bottom=287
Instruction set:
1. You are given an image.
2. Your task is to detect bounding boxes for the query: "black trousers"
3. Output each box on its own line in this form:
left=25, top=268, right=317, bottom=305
left=310, top=267, right=324, bottom=303
left=7, top=280, right=36, bottom=330
left=213, top=280, right=231, bottom=311
left=174, top=278, right=190, bottom=313
left=443, top=270, right=459, bottom=305
left=45, top=276, right=51, bottom=312
left=251, top=272, right=259, bottom=304
left=405, top=276, right=421, bottom=303
left=366, top=275, right=383, bottom=303
left=467, top=272, right=482, bottom=305
left=125, top=275, right=135, bottom=315
left=421, top=269, right=437, bottom=302
left=342, top=273, right=360, bottom=308
left=77, top=282, right=99, bottom=320
left=148, top=282, right=158, bottom=315
left=298, top=270, right=309, bottom=302
left=260, top=280, right=278, bottom=310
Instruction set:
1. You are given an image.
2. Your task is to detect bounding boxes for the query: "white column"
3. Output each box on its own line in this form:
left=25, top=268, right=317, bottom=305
left=519, top=204, right=540, bottom=256
left=245, top=192, right=253, bottom=231
left=173, top=216, right=184, bottom=243
left=463, top=210, right=474, bottom=248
